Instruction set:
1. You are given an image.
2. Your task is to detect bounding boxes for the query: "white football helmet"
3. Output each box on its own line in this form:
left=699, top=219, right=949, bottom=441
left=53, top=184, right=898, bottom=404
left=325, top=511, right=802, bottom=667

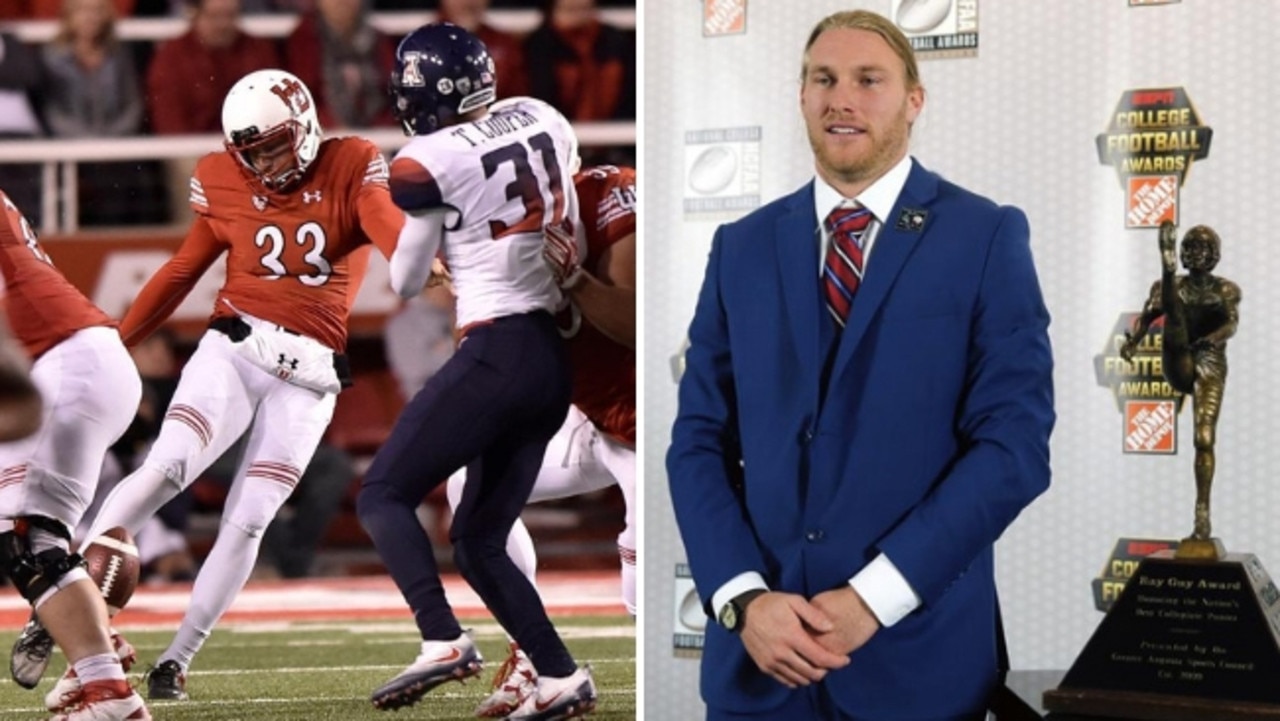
left=221, top=69, right=322, bottom=192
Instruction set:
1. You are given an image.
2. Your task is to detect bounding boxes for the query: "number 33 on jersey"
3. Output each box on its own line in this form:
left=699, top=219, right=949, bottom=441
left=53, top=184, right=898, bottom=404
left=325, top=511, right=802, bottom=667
left=125, top=137, right=402, bottom=353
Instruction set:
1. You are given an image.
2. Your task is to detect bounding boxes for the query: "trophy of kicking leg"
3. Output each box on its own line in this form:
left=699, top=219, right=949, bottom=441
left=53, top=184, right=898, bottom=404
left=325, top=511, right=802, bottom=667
left=1045, top=222, right=1280, bottom=720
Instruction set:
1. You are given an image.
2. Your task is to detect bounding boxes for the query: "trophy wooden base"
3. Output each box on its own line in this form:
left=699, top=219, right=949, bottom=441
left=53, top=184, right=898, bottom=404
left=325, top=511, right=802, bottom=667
left=1044, top=550, right=1280, bottom=720
left=1046, top=687, right=1280, bottom=720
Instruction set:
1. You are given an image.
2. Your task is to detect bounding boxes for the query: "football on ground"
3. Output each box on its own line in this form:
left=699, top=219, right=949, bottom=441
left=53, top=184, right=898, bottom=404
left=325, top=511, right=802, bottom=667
left=82, top=526, right=140, bottom=614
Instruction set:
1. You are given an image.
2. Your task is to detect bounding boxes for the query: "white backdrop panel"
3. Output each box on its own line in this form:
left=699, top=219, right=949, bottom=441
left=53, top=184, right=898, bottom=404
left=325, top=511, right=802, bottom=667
left=644, top=1, right=1280, bottom=717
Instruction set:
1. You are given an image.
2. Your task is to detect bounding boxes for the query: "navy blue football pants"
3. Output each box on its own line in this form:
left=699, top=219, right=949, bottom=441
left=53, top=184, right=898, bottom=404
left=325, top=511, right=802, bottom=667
left=357, top=311, right=576, bottom=677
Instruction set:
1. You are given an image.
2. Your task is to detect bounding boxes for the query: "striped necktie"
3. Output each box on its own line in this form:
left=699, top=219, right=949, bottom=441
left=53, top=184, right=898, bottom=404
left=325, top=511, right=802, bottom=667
left=822, top=205, right=873, bottom=327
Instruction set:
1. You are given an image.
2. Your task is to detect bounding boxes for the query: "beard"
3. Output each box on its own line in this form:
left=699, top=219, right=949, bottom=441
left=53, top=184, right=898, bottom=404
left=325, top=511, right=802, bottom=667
left=807, top=105, right=913, bottom=188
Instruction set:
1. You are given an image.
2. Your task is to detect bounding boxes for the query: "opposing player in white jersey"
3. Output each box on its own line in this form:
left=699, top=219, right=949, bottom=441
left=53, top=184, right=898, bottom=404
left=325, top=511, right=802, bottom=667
left=444, top=165, right=637, bottom=717
left=356, top=23, right=597, bottom=719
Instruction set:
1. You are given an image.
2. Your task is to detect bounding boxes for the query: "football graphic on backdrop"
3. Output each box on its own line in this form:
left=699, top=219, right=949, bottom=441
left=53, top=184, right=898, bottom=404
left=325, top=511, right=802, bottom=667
left=896, top=0, right=952, bottom=33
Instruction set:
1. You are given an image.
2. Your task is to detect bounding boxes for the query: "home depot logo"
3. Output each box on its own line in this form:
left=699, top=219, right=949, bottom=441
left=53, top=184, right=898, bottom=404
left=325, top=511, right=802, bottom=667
left=703, top=0, right=746, bottom=36
left=1124, top=400, right=1176, bottom=454
left=1126, top=175, right=1178, bottom=229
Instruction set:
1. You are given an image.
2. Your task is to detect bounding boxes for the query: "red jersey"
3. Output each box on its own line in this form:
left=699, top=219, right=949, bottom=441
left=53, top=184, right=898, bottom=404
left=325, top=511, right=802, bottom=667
left=0, top=191, right=113, bottom=360
left=119, top=137, right=403, bottom=351
left=564, top=165, right=636, bottom=444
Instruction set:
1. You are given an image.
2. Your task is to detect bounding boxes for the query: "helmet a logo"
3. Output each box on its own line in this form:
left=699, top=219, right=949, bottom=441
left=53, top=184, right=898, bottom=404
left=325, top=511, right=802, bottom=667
left=401, top=52, right=426, bottom=87
left=456, top=77, right=472, bottom=95
left=269, top=78, right=311, bottom=115
left=437, top=78, right=455, bottom=95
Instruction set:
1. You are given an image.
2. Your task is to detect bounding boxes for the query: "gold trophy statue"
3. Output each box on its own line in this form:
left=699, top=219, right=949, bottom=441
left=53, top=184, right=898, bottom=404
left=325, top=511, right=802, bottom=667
left=1120, top=221, right=1240, bottom=557
left=1046, top=223, right=1280, bottom=720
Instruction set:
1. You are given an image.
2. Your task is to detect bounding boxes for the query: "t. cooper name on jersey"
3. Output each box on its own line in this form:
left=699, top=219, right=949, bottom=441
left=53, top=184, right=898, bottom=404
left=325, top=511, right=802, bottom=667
left=449, top=106, right=538, bottom=146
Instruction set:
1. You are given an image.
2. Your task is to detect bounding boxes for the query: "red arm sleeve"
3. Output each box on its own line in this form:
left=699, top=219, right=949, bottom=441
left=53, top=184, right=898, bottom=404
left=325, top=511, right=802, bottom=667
left=357, top=185, right=404, bottom=260
left=118, top=217, right=224, bottom=346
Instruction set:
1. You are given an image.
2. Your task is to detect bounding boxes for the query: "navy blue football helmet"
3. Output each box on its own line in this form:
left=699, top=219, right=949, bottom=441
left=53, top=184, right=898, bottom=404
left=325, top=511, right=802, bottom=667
left=389, top=23, right=498, bottom=136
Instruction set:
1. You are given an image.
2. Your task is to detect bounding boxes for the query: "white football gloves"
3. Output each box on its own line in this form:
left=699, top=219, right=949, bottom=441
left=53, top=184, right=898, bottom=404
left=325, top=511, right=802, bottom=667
left=543, top=218, right=584, bottom=289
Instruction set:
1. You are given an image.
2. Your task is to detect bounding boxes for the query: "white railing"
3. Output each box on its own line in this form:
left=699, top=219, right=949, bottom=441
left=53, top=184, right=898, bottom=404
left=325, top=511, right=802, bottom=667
left=0, top=8, right=635, bottom=43
left=0, top=122, right=635, bottom=234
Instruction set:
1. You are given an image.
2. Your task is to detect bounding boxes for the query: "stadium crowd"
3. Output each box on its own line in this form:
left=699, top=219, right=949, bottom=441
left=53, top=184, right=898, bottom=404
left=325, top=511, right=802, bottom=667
left=0, top=0, right=636, bottom=227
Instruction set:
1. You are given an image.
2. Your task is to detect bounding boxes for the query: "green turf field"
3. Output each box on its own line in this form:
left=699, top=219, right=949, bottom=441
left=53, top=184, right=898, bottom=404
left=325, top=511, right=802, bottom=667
left=0, top=616, right=635, bottom=720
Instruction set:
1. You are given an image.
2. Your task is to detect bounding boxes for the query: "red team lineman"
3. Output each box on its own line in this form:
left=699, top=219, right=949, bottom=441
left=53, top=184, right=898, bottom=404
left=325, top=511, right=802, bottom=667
left=0, top=190, right=150, bottom=720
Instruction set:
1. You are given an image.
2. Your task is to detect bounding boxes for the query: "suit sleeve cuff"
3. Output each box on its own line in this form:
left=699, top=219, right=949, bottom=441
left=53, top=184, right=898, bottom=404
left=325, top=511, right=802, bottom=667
left=711, top=572, right=768, bottom=620
left=849, top=554, right=921, bottom=628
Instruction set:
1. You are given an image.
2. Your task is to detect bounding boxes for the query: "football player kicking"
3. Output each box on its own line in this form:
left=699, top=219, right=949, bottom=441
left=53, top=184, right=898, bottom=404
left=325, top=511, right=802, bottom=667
left=445, top=165, right=636, bottom=717
left=11, top=69, right=403, bottom=705
left=356, top=23, right=597, bottom=720
left=0, top=190, right=150, bottom=720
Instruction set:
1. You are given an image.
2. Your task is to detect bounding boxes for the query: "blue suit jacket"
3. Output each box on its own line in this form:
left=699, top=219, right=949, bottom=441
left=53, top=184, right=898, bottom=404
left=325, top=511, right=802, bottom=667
left=667, top=161, right=1055, bottom=720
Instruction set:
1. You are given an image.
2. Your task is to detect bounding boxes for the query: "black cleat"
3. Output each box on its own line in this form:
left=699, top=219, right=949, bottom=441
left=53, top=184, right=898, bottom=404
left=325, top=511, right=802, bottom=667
left=144, top=660, right=189, bottom=701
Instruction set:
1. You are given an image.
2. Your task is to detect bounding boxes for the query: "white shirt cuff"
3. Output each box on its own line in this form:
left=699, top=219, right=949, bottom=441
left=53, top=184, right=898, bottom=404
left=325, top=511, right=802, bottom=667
left=711, top=572, right=769, bottom=620
left=849, top=554, right=921, bottom=628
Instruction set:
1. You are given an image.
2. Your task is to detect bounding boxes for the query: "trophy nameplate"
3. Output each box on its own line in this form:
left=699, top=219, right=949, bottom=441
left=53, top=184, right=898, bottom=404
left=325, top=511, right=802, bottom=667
left=1045, top=551, right=1280, bottom=719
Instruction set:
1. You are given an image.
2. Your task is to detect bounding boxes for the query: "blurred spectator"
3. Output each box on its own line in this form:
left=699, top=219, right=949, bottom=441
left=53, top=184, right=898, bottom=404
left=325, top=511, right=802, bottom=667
left=383, top=282, right=457, bottom=402
left=132, top=0, right=287, bottom=15
left=41, top=0, right=168, bottom=226
left=41, top=0, right=143, bottom=138
left=146, top=0, right=279, bottom=223
left=146, top=0, right=280, bottom=134
left=439, top=0, right=528, bottom=100
left=524, top=0, right=634, bottom=122
left=0, top=32, right=46, bottom=228
left=10, top=0, right=136, bottom=18
left=283, top=0, right=396, bottom=130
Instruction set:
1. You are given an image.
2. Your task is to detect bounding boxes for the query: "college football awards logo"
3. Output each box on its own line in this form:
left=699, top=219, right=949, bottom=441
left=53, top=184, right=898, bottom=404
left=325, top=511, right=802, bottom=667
left=1096, top=87, right=1212, bottom=229
left=1093, top=313, right=1185, bottom=454
left=1092, top=538, right=1179, bottom=612
left=890, top=0, right=978, bottom=59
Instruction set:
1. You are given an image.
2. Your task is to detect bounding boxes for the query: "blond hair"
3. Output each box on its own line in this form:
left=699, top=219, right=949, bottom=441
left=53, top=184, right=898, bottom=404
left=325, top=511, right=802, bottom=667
left=801, top=10, right=920, bottom=89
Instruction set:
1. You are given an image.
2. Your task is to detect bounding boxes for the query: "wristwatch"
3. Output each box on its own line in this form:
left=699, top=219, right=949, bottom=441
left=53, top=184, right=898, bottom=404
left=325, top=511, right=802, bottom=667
left=718, top=589, right=767, bottom=633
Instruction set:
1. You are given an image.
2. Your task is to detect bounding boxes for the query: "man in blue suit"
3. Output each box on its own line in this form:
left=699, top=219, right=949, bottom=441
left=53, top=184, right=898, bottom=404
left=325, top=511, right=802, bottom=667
left=667, top=10, right=1055, bottom=721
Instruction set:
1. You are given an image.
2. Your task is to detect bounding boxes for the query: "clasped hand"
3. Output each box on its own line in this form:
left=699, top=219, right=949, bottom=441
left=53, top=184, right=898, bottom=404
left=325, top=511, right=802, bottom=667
left=738, top=587, right=880, bottom=689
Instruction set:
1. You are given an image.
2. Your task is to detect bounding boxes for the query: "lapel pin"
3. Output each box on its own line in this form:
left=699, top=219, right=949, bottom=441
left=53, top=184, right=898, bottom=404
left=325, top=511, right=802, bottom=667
left=896, top=208, right=928, bottom=232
